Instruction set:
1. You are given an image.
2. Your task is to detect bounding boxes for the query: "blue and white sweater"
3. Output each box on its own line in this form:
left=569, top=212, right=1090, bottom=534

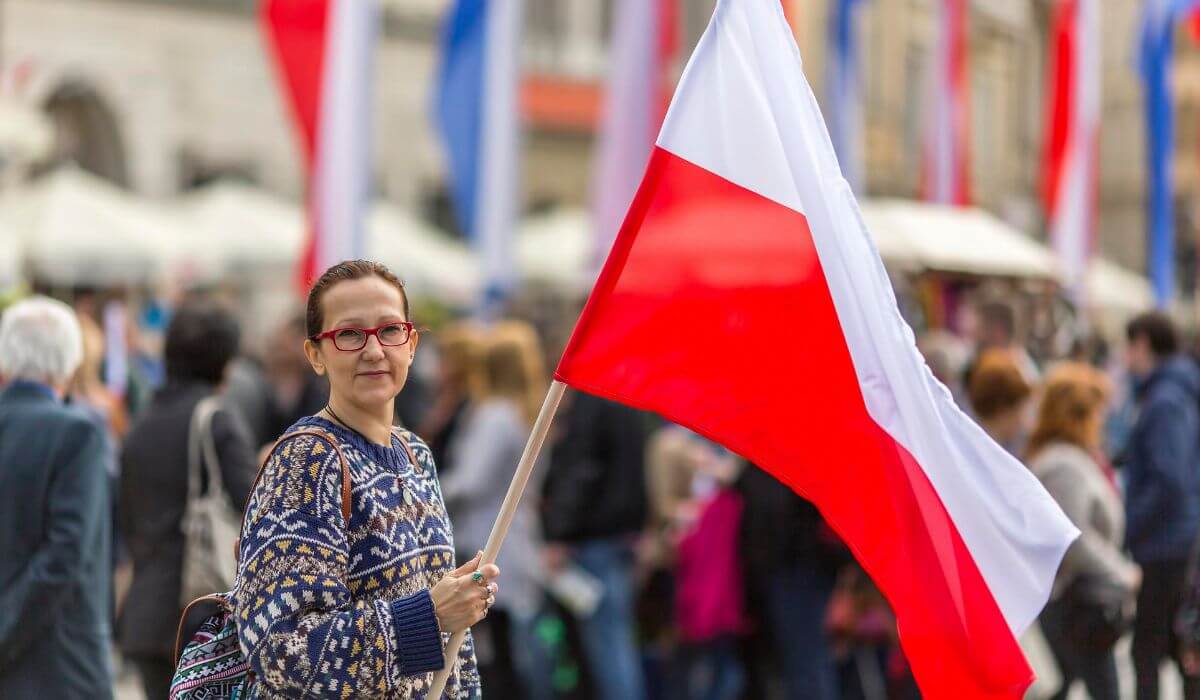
left=235, top=416, right=480, bottom=699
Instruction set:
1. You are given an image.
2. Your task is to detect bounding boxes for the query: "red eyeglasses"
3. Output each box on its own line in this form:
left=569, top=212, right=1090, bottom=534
left=309, top=322, right=415, bottom=352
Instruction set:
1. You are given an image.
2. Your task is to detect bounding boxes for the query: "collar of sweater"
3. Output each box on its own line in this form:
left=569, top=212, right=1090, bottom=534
left=293, top=414, right=412, bottom=473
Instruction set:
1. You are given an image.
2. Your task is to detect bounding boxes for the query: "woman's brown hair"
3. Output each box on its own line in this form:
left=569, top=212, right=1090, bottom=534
left=1026, top=362, right=1111, bottom=458
left=967, top=349, right=1033, bottom=421
left=477, top=321, right=548, bottom=426
left=305, top=260, right=410, bottom=338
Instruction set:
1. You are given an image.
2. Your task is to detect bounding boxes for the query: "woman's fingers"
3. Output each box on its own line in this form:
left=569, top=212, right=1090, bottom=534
left=451, top=551, right=483, bottom=576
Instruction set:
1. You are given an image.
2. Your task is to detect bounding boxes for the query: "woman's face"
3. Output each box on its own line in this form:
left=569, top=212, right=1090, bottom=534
left=303, top=275, right=418, bottom=411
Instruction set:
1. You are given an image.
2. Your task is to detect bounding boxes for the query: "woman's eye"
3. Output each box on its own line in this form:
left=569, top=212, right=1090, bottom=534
left=336, top=329, right=363, bottom=340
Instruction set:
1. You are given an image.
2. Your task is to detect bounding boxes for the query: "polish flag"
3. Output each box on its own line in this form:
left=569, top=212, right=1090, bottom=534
left=261, top=0, right=377, bottom=290
left=921, top=0, right=971, bottom=204
left=555, top=2, right=1077, bottom=697
left=1043, top=0, right=1100, bottom=302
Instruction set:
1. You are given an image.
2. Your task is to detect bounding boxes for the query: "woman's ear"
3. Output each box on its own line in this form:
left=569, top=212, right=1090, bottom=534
left=408, top=329, right=420, bottom=360
left=303, top=339, right=326, bottom=376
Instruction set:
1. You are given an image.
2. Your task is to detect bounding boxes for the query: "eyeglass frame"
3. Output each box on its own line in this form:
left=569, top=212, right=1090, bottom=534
left=308, top=322, right=416, bottom=352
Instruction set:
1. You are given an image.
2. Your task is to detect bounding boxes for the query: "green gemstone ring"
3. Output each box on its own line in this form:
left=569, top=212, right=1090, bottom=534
left=471, top=572, right=484, bottom=583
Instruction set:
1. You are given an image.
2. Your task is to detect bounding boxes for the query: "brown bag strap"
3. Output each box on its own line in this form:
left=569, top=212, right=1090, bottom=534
left=175, top=594, right=229, bottom=664
left=246, top=427, right=352, bottom=525
left=390, top=425, right=419, bottom=470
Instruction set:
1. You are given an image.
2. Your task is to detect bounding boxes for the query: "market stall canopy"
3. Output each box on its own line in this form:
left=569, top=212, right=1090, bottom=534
left=179, top=181, right=305, bottom=274
left=366, top=204, right=479, bottom=304
left=518, top=207, right=591, bottom=291
left=1086, top=258, right=1154, bottom=315
left=0, top=166, right=203, bottom=285
left=857, top=199, right=1061, bottom=279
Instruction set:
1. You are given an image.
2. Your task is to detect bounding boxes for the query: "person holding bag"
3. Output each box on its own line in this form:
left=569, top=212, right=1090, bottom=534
left=1027, top=363, right=1140, bottom=700
left=118, top=299, right=257, bottom=700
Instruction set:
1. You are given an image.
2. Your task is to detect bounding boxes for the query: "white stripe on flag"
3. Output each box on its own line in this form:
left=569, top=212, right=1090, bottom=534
left=476, top=0, right=524, bottom=301
left=313, top=0, right=378, bottom=272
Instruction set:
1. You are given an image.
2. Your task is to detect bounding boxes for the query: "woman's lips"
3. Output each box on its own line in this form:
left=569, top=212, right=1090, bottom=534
left=357, top=370, right=389, bottom=378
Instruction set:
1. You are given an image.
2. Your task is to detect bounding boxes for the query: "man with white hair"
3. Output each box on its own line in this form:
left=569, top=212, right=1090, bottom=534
left=0, top=296, right=113, bottom=699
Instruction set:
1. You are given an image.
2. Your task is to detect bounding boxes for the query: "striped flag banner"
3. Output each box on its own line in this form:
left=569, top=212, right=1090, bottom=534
left=261, top=0, right=377, bottom=290
left=591, top=0, right=677, bottom=272
left=921, top=0, right=971, bottom=205
left=826, top=0, right=866, bottom=193
left=1043, top=0, right=1100, bottom=302
left=435, top=0, right=524, bottom=315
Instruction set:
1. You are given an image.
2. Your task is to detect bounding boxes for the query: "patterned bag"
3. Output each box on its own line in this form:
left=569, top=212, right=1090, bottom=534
left=169, top=428, right=354, bottom=700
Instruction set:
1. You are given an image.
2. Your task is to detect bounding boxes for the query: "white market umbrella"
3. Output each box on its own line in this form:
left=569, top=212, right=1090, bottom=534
left=366, top=204, right=479, bottom=304
left=179, top=181, right=305, bottom=274
left=0, top=166, right=204, bottom=285
left=518, top=208, right=591, bottom=291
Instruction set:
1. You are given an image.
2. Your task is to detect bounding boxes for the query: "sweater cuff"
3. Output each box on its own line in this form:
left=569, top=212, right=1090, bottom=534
left=389, top=590, right=444, bottom=675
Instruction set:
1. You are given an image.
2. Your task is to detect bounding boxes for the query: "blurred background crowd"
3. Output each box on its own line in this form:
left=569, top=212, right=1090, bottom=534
left=2, top=0, right=1200, bottom=699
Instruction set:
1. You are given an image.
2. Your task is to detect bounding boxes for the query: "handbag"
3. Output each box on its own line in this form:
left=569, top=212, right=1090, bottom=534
left=1061, top=574, right=1136, bottom=652
left=179, top=397, right=242, bottom=606
left=170, top=427, right=418, bottom=700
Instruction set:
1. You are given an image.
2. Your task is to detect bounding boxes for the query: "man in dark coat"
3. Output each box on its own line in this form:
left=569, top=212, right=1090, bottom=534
left=118, top=298, right=256, bottom=700
left=0, top=297, right=113, bottom=699
left=1123, top=312, right=1200, bottom=700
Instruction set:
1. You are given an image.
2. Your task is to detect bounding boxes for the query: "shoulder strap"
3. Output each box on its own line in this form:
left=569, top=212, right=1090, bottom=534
left=186, top=396, right=222, bottom=502
left=246, top=428, right=353, bottom=527
left=391, top=425, right=419, bottom=469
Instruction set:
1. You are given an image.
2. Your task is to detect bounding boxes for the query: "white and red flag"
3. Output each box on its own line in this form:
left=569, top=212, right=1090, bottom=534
left=261, top=0, right=378, bottom=289
left=1043, top=0, right=1100, bottom=301
left=555, top=2, right=1077, bottom=697
left=921, top=0, right=971, bottom=204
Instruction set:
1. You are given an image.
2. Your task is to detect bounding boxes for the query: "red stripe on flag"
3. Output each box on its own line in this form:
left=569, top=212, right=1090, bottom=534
left=557, top=146, right=1032, bottom=699
left=261, top=0, right=330, bottom=291
left=1042, top=0, right=1076, bottom=213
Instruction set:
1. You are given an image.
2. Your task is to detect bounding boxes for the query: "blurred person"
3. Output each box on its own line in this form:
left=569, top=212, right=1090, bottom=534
left=442, top=321, right=552, bottom=700
left=116, top=298, right=258, bottom=700
left=738, top=463, right=848, bottom=700
left=233, top=260, right=489, bottom=698
left=418, top=322, right=484, bottom=472
left=262, top=313, right=330, bottom=445
left=1027, top=363, right=1141, bottom=700
left=0, top=297, right=114, bottom=698
left=645, top=426, right=747, bottom=700
left=1123, top=312, right=1200, bottom=700
left=963, top=300, right=1039, bottom=390
left=967, top=349, right=1035, bottom=456
left=542, top=392, right=650, bottom=700
left=918, top=329, right=970, bottom=407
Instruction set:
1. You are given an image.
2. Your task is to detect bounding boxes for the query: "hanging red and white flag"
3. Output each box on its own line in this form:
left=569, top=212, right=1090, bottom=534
left=261, top=0, right=378, bottom=290
left=921, top=0, right=971, bottom=204
left=1043, top=0, right=1100, bottom=301
left=556, top=2, right=1077, bottom=697
left=591, top=0, right=677, bottom=271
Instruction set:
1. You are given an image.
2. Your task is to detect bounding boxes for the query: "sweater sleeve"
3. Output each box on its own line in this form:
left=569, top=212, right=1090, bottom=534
left=234, top=434, right=443, bottom=699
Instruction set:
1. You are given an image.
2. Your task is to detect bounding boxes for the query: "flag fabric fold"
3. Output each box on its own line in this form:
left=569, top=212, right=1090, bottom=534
left=555, top=2, right=1077, bottom=697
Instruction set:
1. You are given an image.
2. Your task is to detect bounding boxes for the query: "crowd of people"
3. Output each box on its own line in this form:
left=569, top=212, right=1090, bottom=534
left=2, top=263, right=1200, bottom=700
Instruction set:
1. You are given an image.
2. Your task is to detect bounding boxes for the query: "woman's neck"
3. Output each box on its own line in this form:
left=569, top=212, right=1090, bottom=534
left=325, top=396, right=394, bottom=445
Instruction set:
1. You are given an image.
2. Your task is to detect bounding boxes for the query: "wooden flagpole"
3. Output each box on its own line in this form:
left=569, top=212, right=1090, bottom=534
left=426, top=380, right=568, bottom=698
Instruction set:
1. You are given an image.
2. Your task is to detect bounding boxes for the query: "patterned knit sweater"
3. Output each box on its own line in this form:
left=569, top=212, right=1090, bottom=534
left=234, top=416, right=480, bottom=699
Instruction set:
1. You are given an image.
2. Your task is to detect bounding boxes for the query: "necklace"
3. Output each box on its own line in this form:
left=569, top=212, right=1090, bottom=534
left=323, top=404, right=389, bottom=446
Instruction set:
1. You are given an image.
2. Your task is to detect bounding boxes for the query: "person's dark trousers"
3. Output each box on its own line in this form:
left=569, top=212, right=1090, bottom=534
left=1039, top=599, right=1119, bottom=700
left=1134, top=558, right=1200, bottom=700
left=131, top=655, right=176, bottom=700
left=763, top=560, right=839, bottom=700
left=573, top=538, right=646, bottom=700
left=670, top=636, right=744, bottom=700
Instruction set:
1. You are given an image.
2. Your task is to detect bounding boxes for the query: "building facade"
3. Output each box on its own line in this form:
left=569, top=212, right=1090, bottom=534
left=2, top=0, right=1197, bottom=284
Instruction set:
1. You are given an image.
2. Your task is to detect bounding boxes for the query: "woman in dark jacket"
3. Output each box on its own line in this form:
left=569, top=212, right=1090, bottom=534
left=117, top=299, right=257, bottom=700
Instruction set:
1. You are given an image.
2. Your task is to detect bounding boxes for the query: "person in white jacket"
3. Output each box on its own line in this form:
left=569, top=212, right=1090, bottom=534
left=1027, top=363, right=1141, bottom=700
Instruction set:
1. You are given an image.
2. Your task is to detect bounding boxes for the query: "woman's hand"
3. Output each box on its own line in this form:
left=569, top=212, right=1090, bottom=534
left=430, top=551, right=500, bottom=634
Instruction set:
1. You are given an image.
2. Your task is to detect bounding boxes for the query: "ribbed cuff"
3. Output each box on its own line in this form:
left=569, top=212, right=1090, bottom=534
left=389, top=590, right=444, bottom=675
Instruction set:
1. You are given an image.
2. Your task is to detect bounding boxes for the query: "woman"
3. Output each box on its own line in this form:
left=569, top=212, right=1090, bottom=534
left=441, top=321, right=551, bottom=700
left=234, top=260, right=496, bottom=699
left=1027, top=363, right=1140, bottom=700
left=118, top=298, right=257, bottom=700
left=966, top=348, right=1034, bottom=455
